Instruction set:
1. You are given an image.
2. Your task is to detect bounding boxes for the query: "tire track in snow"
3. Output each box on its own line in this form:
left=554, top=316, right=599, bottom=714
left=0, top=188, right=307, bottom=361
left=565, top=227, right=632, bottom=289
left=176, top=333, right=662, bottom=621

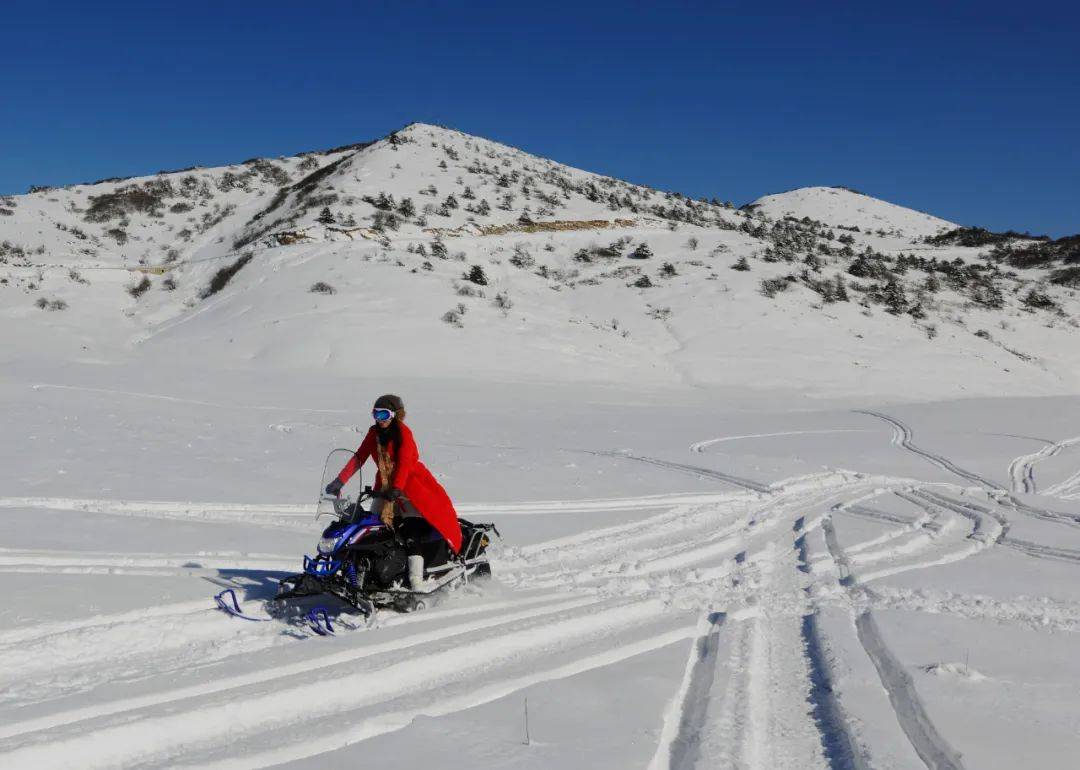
left=1045, top=474, right=1080, bottom=500
left=868, top=586, right=1080, bottom=634
left=823, top=510, right=966, bottom=770
left=1000, top=536, right=1080, bottom=564
left=3, top=451, right=1020, bottom=770
left=1007, top=436, right=1080, bottom=494
left=149, top=480, right=858, bottom=768
left=853, top=612, right=965, bottom=770
left=0, top=491, right=747, bottom=528
left=0, top=599, right=213, bottom=648
left=0, top=588, right=540, bottom=658
left=738, top=532, right=834, bottom=769
left=0, top=473, right=852, bottom=746
left=909, top=490, right=1009, bottom=543
left=843, top=490, right=1002, bottom=585
left=837, top=502, right=919, bottom=526
left=0, top=548, right=295, bottom=573
left=998, top=493, right=1080, bottom=527
left=0, top=497, right=315, bottom=530
left=856, top=410, right=1080, bottom=528
left=801, top=611, right=869, bottom=770
left=841, top=499, right=936, bottom=562
left=689, top=429, right=871, bottom=454
left=0, top=593, right=596, bottom=743
left=200, top=621, right=700, bottom=770
left=1008, top=442, right=1050, bottom=494
left=823, top=489, right=981, bottom=586
left=1043, top=467, right=1080, bottom=500
left=795, top=515, right=869, bottom=770
left=641, top=482, right=881, bottom=769
left=648, top=612, right=727, bottom=770
left=585, top=450, right=772, bottom=493
left=855, top=410, right=998, bottom=490
left=672, top=507, right=861, bottom=770
left=503, top=477, right=866, bottom=600
left=0, top=599, right=684, bottom=769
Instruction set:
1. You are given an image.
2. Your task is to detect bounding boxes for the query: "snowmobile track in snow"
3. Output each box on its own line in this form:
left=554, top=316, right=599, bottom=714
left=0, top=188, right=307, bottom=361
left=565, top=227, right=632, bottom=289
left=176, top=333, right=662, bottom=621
left=586, top=450, right=772, bottom=493
left=688, top=429, right=871, bottom=454
left=0, top=548, right=295, bottom=574
left=868, top=585, right=1080, bottom=634
left=801, top=611, right=869, bottom=770
left=0, top=593, right=597, bottom=743
left=1007, top=435, right=1080, bottom=494
left=856, top=410, right=1080, bottom=529
left=855, top=410, right=998, bottom=490
left=1042, top=466, right=1080, bottom=500
left=853, top=612, right=966, bottom=770
left=651, top=612, right=727, bottom=770
left=822, top=512, right=968, bottom=770
left=2, top=458, right=1070, bottom=768
left=0, top=598, right=695, bottom=769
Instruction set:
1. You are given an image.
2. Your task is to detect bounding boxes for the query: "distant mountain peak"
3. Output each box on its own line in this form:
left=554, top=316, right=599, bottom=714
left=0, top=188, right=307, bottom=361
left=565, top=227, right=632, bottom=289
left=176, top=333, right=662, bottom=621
left=747, top=185, right=955, bottom=238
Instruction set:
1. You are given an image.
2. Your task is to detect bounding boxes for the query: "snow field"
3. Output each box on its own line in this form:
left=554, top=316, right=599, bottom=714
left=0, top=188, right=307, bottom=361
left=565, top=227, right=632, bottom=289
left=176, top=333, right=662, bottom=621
left=4, top=394, right=1080, bottom=767
left=6, top=119, right=1080, bottom=769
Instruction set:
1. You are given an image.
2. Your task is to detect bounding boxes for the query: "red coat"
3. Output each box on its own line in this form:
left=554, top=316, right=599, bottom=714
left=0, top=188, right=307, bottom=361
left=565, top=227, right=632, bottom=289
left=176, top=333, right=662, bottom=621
left=336, top=422, right=462, bottom=553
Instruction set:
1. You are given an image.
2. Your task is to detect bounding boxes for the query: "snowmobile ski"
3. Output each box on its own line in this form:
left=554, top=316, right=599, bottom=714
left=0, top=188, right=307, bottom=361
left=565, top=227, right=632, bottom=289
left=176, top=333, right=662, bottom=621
left=306, top=607, right=335, bottom=636
left=214, top=588, right=270, bottom=622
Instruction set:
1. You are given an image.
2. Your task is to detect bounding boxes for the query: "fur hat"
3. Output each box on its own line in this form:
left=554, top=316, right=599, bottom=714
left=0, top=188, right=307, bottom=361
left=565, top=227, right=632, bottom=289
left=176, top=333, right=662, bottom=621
left=373, top=393, right=406, bottom=420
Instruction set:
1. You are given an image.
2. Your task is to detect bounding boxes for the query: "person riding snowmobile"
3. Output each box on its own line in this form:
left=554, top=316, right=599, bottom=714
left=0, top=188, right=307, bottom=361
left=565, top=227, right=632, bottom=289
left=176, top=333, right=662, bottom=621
left=325, top=394, right=462, bottom=590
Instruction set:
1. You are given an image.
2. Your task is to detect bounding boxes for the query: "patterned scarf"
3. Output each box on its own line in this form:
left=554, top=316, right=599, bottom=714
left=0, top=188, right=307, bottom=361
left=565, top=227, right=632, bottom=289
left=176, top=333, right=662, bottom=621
left=375, top=436, right=397, bottom=521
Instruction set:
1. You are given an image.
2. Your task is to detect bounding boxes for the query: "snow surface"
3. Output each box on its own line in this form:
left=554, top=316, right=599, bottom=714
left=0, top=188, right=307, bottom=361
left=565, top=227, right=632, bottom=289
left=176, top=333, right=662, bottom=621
left=3, top=123, right=1080, bottom=769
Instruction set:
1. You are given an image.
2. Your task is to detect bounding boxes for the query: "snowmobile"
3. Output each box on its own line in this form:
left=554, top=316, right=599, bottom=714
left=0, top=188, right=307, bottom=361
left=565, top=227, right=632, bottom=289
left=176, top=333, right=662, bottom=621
left=274, top=449, right=498, bottom=614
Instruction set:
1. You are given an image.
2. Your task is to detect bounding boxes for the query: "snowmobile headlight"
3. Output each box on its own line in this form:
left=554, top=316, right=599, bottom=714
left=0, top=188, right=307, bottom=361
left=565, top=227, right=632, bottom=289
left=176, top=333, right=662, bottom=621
left=317, top=536, right=340, bottom=555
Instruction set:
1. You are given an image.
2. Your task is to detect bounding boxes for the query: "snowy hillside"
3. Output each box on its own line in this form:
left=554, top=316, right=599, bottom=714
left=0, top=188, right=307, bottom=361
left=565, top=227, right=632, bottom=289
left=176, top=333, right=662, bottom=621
left=747, top=185, right=956, bottom=238
left=2, top=123, right=1079, bottom=399
left=3, top=123, right=1080, bottom=769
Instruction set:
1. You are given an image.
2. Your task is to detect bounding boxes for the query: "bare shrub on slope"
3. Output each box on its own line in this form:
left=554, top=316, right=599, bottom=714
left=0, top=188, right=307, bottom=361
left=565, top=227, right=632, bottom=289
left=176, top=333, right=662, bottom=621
left=200, top=253, right=253, bottom=299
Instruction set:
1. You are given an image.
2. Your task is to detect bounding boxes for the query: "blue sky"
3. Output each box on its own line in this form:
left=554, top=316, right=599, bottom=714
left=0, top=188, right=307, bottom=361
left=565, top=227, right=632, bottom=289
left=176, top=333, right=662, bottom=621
left=4, top=1, right=1077, bottom=235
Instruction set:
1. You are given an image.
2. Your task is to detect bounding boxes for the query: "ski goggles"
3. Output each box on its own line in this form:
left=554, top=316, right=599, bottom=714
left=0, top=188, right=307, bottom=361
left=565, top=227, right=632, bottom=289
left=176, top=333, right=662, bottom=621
left=372, top=408, right=396, bottom=422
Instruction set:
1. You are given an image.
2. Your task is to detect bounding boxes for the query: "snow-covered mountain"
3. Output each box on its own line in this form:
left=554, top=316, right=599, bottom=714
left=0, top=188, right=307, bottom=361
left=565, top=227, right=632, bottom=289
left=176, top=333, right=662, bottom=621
left=746, top=185, right=956, bottom=238
left=2, top=122, right=1078, bottom=400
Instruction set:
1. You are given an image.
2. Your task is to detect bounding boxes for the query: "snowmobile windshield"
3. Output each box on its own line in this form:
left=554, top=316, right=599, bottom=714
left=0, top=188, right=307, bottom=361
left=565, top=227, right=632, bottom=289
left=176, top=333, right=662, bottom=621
left=316, top=448, right=363, bottom=521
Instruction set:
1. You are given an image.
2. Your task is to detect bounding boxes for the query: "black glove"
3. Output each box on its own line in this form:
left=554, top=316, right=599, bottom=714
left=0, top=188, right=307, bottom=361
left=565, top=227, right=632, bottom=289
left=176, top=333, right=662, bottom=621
left=325, top=478, right=344, bottom=497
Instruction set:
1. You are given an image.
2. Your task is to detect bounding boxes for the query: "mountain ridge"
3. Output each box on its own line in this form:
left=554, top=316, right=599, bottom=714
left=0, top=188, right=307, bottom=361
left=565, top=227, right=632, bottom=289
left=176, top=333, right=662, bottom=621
left=2, top=122, right=1078, bottom=401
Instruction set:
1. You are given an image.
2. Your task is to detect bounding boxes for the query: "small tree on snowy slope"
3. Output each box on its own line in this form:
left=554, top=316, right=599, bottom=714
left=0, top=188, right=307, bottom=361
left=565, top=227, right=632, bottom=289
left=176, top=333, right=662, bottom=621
left=628, top=243, right=653, bottom=260
left=465, top=265, right=488, bottom=286
left=317, top=207, right=335, bottom=225
left=882, top=276, right=908, bottom=315
left=833, top=274, right=849, bottom=302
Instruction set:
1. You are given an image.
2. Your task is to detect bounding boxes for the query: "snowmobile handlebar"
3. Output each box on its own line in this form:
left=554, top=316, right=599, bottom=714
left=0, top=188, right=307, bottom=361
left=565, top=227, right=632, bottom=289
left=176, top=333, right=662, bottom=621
left=458, top=518, right=500, bottom=539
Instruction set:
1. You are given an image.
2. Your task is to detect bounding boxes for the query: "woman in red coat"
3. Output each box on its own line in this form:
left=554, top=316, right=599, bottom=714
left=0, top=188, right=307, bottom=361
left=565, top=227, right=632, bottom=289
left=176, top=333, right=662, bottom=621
left=324, top=394, right=462, bottom=589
